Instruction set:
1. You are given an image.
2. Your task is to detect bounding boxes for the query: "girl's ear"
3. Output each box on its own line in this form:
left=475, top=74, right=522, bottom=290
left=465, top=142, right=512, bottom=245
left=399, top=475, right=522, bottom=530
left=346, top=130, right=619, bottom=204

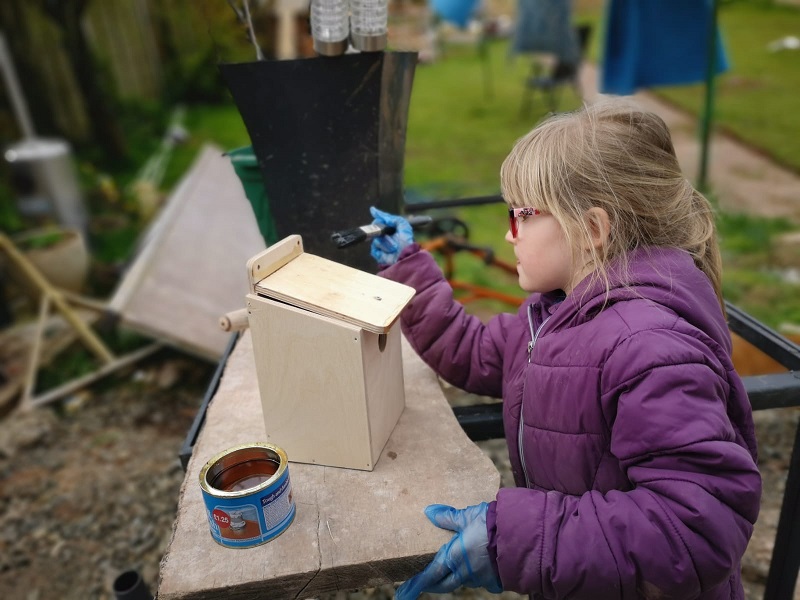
left=585, top=207, right=611, bottom=250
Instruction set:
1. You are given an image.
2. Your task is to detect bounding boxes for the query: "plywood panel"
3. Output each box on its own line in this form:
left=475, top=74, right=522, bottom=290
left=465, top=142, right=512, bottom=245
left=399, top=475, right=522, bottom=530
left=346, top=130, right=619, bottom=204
left=110, top=144, right=265, bottom=360
left=247, top=294, right=373, bottom=469
left=362, top=327, right=406, bottom=463
left=254, top=251, right=415, bottom=334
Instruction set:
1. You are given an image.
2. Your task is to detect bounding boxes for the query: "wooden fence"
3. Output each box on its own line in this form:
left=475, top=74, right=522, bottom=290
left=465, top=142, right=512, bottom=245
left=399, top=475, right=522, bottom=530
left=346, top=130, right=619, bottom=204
left=1, top=0, right=251, bottom=142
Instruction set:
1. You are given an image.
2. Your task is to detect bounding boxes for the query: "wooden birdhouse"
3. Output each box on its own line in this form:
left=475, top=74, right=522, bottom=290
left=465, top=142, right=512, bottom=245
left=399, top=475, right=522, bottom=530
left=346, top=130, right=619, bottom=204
left=245, top=235, right=415, bottom=471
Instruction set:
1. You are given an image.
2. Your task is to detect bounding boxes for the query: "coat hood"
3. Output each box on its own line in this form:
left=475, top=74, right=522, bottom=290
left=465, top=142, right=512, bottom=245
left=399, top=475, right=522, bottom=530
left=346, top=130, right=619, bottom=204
left=542, top=246, right=731, bottom=354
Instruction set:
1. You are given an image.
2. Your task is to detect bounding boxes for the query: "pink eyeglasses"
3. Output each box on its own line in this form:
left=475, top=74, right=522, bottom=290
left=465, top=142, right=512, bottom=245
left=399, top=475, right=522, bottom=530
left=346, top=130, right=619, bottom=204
left=508, top=207, right=543, bottom=238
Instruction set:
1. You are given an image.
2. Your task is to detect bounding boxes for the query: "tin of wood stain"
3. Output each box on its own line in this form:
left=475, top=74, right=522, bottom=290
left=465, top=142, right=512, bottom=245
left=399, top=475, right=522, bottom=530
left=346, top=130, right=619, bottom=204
left=199, top=443, right=295, bottom=548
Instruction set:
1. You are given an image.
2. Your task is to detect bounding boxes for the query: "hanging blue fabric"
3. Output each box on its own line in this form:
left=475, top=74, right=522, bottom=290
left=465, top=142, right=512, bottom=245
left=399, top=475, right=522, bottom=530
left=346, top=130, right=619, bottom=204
left=601, top=0, right=729, bottom=95
left=430, top=0, right=481, bottom=29
left=511, top=0, right=579, bottom=64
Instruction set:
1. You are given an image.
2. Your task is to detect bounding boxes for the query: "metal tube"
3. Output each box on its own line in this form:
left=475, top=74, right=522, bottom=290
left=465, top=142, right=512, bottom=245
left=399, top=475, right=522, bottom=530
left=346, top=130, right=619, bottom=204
left=697, top=0, right=719, bottom=193
left=764, top=419, right=800, bottom=600
left=404, top=194, right=505, bottom=211
left=112, top=570, right=152, bottom=600
left=726, top=301, right=800, bottom=371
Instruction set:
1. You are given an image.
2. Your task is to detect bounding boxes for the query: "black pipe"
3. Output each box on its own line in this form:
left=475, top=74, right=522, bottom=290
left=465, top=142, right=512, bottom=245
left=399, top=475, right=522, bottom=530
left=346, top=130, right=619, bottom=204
left=113, top=570, right=152, bottom=600
left=179, top=331, right=240, bottom=471
left=726, top=301, right=800, bottom=371
left=404, top=194, right=504, bottom=211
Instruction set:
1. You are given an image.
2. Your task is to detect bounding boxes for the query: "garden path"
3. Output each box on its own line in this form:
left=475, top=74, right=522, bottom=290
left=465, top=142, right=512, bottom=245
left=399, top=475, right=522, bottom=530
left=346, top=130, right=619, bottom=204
left=578, top=63, right=800, bottom=224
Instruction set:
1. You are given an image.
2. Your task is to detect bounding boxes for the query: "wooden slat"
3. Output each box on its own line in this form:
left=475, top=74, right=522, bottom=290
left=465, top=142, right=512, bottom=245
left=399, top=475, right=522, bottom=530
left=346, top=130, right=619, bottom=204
left=246, top=234, right=304, bottom=293
left=84, top=0, right=161, bottom=100
left=22, top=3, right=88, bottom=139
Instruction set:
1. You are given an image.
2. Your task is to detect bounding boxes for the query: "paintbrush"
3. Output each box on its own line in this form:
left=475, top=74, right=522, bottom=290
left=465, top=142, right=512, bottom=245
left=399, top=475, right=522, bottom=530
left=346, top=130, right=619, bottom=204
left=331, top=215, right=432, bottom=249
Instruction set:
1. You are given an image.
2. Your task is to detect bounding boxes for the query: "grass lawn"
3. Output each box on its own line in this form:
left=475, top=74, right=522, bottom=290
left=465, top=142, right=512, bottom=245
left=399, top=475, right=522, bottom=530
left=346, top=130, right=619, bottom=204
left=655, top=2, right=800, bottom=174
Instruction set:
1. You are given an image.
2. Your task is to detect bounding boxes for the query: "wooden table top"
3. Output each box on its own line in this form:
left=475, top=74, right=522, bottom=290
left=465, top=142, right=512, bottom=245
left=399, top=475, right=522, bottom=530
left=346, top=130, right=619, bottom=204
left=157, top=330, right=500, bottom=600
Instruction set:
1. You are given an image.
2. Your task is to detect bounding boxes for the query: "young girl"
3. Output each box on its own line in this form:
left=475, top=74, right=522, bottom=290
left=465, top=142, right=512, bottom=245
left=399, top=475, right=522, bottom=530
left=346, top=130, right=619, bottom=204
left=369, top=99, right=761, bottom=600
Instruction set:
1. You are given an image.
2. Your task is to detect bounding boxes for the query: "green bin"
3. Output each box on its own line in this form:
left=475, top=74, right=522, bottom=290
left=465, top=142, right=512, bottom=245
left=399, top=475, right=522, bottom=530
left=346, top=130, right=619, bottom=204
left=227, top=146, right=278, bottom=246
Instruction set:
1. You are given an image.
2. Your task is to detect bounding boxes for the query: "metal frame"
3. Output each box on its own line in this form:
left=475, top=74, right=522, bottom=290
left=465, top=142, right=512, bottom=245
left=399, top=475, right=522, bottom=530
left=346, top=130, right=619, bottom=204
left=727, top=302, right=800, bottom=600
left=178, top=331, right=240, bottom=471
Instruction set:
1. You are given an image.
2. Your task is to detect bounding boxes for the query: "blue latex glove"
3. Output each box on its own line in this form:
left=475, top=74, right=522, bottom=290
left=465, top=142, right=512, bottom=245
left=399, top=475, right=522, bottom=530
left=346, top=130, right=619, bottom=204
left=369, top=206, right=414, bottom=267
left=395, top=503, right=502, bottom=599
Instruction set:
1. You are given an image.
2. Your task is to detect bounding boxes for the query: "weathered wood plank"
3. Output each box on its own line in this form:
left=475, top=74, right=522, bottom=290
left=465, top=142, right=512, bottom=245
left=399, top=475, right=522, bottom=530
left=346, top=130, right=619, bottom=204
left=157, top=331, right=500, bottom=600
left=110, top=144, right=265, bottom=361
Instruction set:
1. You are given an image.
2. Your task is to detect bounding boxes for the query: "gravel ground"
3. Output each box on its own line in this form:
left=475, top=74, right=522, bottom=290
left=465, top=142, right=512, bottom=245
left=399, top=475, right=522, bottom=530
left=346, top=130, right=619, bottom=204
left=0, top=350, right=208, bottom=600
left=0, top=348, right=797, bottom=600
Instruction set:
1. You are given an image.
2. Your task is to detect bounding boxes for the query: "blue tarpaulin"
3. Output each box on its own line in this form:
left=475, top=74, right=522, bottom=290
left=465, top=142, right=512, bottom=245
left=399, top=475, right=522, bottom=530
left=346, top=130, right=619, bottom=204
left=601, top=0, right=728, bottom=95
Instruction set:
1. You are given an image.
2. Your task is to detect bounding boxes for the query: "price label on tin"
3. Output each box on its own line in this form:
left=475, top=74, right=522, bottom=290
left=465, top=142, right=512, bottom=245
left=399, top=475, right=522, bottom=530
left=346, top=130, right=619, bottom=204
left=212, top=508, right=231, bottom=527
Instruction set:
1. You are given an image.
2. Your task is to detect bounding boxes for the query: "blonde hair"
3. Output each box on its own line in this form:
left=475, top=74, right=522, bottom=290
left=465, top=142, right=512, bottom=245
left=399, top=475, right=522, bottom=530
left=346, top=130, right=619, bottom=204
left=500, top=98, right=724, bottom=311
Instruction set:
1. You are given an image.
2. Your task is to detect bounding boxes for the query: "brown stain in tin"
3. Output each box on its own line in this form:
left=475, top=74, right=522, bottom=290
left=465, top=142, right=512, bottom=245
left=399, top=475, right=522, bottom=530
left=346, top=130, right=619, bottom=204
left=209, top=457, right=279, bottom=492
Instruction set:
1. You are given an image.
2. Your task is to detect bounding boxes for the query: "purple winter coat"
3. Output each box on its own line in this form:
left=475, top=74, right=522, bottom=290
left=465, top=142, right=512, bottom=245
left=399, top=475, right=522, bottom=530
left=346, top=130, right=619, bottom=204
left=380, top=244, right=761, bottom=599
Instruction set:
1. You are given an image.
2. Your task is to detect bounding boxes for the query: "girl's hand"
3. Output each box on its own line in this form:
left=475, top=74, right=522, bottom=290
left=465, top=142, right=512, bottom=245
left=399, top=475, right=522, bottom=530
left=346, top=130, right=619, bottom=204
left=395, top=502, right=502, bottom=599
left=369, top=206, right=414, bottom=267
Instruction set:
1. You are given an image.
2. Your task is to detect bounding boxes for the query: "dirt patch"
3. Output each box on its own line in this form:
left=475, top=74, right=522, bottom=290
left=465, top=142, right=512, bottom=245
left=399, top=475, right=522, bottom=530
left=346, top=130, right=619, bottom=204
left=0, top=350, right=209, bottom=599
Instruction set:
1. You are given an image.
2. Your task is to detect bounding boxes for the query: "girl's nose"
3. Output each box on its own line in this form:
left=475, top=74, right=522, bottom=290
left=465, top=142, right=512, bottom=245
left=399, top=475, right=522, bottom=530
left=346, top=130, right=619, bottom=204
left=505, top=229, right=514, bottom=244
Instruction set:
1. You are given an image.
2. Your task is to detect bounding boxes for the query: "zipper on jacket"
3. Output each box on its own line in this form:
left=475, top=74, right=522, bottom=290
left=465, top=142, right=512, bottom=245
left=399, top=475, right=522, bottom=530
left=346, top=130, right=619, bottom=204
left=518, top=305, right=549, bottom=488
left=526, top=305, right=537, bottom=363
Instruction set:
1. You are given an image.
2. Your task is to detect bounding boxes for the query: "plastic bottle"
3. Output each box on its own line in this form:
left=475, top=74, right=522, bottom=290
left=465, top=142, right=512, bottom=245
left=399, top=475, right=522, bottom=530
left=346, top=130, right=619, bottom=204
left=310, top=0, right=349, bottom=56
left=349, top=0, right=388, bottom=52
